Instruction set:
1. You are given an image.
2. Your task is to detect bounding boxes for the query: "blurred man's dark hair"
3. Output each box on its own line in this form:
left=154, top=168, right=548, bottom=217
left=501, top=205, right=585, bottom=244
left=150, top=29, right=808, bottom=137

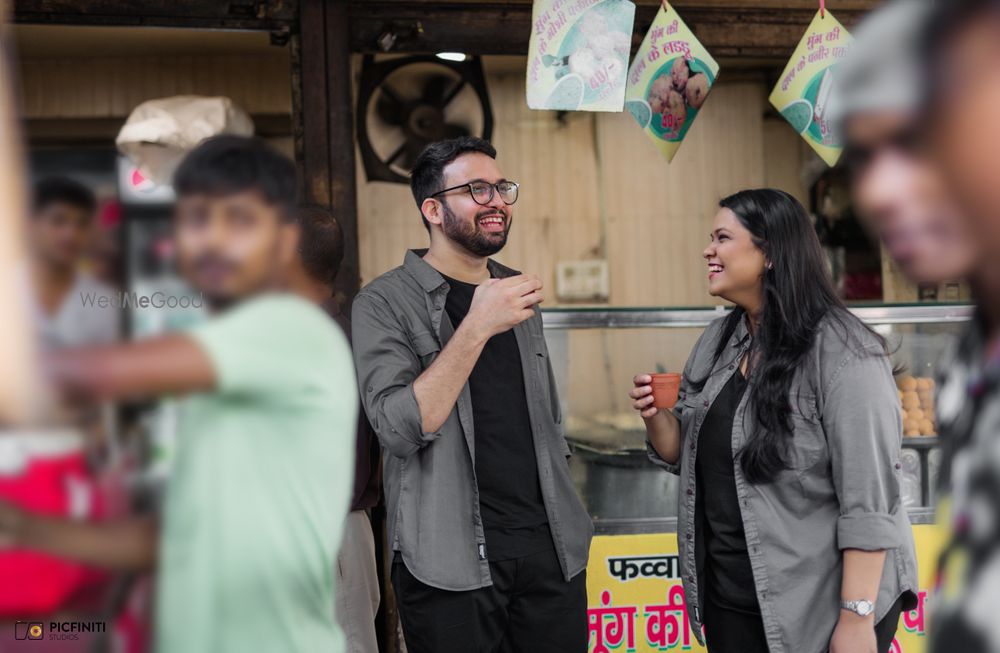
left=173, top=136, right=298, bottom=220
left=33, top=176, right=97, bottom=216
left=296, top=205, right=344, bottom=289
left=409, top=136, right=497, bottom=232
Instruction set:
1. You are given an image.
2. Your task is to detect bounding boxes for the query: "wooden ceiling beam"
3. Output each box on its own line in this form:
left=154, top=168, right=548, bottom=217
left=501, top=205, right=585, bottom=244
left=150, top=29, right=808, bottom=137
left=13, top=0, right=879, bottom=61
left=12, top=0, right=297, bottom=30
left=348, top=1, right=877, bottom=61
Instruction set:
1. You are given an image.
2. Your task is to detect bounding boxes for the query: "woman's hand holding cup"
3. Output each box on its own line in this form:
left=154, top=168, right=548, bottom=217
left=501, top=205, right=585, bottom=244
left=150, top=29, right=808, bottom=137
left=630, top=374, right=659, bottom=419
left=630, top=373, right=682, bottom=420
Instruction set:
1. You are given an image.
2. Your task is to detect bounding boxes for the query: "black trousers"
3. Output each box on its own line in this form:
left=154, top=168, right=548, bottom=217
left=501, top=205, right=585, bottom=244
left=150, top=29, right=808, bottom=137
left=391, top=547, right=588, bottom=653
left=703, top=595, right=905, bottom=653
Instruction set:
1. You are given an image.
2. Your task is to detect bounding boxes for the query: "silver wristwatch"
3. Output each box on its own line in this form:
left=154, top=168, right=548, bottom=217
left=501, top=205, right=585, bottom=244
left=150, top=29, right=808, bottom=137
left=841, top=599, right=875, bottom=617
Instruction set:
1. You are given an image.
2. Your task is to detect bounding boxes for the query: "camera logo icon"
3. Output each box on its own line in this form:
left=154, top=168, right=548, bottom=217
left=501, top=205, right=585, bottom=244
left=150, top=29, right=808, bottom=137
left=14, top=621, right=44, bottom=640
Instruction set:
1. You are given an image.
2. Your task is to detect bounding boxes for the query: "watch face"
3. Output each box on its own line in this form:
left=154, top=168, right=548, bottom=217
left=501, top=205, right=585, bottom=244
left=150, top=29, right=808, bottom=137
left=857, top=600, right=874, bottom=616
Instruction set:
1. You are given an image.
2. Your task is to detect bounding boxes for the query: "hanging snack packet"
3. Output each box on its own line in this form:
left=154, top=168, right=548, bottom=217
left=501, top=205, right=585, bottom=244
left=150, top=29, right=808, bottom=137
left=526, top=0, right=636, bottom=112
left=769, top=9, right=853, bottom=166
left=624, top=2, right=719, bottom=162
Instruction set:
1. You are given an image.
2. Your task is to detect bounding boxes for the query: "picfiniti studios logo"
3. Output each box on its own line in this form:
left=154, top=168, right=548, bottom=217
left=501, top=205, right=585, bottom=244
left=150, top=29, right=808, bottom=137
left=15, top=621, right=106, bottom=641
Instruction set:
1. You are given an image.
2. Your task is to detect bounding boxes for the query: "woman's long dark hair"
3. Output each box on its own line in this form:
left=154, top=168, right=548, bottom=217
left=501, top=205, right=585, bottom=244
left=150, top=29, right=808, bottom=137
left=694, top=189, right=891, bottom=484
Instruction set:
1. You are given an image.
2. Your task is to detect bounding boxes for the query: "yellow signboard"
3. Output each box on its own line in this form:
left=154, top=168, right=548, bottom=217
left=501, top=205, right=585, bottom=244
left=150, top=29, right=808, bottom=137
left=587, top=525, right=945, bottom=652
left=768, top=10, right=852, bottom=167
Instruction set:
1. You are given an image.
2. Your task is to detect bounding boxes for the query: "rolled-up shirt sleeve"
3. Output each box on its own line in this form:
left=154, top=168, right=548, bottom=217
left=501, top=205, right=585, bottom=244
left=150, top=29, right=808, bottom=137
left=646, top=440, right=681, bottom=474
left=823, top=351, right=904, bottom=551
left=352, top=292, right=442, bottom=458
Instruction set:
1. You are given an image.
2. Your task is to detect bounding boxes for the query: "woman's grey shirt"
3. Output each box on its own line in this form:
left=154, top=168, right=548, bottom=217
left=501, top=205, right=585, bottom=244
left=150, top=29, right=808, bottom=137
left=647, top=313, right=918, bottom=653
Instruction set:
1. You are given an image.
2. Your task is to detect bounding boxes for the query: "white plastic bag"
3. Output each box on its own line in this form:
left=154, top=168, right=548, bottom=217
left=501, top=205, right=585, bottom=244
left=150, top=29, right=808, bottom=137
left=115, top=96, right=254, bottom=185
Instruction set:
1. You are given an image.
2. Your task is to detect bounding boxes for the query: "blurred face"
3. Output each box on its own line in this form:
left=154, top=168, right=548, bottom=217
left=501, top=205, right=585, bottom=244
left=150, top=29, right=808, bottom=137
left=423, top=152, right=513, bottom=258
left=31, top=201, right=93, bottom=270
left=931, top=19, right=1000, bottom=275
left=703, top=208, right=767, bottom=311
left=174, top=190, right=295, bottom=308
left=847, top=112, right=974, bottom=284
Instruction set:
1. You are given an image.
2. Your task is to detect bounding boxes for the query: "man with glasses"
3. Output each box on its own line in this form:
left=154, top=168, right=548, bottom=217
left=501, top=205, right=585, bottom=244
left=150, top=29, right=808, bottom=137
left=351, top=137, right=592, bottom=653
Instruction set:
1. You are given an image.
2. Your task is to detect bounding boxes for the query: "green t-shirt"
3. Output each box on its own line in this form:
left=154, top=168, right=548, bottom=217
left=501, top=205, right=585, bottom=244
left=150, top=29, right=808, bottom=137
left=155, top=294, right=357, bottom=653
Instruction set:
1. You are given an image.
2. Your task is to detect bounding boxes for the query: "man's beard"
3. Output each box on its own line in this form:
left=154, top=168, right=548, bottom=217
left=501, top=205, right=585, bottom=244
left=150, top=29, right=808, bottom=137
left=440, top=201, right=511, bottom=258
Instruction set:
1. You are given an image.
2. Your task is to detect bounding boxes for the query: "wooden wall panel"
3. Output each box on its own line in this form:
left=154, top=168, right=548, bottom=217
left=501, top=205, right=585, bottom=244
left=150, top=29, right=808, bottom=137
left=597, top=82, right=767, bottom=309
left=356, top=65, right=605, bottom=292
left=762, top=116, right=809, bottom=209
left=18, top=54, right=291, bottom=119
left=356, top=66, right=805, bottom=311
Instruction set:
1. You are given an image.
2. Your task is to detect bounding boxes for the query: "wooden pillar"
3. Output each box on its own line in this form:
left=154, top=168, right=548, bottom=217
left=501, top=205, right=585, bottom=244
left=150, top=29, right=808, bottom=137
left=293, top=6, right=400, bottom=652
left=292, top=0, right=360, bottom=308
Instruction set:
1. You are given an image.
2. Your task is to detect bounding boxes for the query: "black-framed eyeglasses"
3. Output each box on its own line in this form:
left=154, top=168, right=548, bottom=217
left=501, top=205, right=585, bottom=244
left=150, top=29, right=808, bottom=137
left=429, top=180, right=520, bottom=206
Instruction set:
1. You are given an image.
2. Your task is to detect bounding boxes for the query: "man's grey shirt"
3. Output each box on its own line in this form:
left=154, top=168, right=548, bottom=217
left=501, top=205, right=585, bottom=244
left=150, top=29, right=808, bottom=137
left=648, top=313, right=918, bottom=653
left=352, top=249, right=593, bottom=591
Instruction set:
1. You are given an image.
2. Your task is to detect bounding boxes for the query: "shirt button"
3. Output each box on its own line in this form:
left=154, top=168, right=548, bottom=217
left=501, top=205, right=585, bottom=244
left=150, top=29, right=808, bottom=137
left=688, top=576, right=695, bottom=583
left=895, top=463, right=902, bottom=470
left=703, top=400, right=709, bottom=407
left=686, top=489, right=693, bottom=496
left=686, top=533, right=693, bottom=541
left=729, top=365, right=735, bottom=371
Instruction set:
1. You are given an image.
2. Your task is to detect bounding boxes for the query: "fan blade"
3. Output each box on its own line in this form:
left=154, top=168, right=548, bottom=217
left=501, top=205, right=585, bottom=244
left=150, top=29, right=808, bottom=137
left=396, top=140, right=429, bottom=171
left=386, top=141, right=409, bottom=166
left=441, top=79, right=467, bottom=109
left=375, top=84, right=408, bottom=126
left=422, top=75, right=464, bottom=109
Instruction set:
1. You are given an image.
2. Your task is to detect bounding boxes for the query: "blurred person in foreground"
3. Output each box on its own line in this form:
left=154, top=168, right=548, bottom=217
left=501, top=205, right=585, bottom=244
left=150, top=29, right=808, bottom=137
left=921, top=1, right=1000, bottom=651
left=833, top=0, right=977, bottom=288
left=352, top=137, right=593, bottom=652
left=0, top=136, right=358, bottom=653
left=286, top=204, right=381, bottom=653
left=28, top=177, right=120, bottom=349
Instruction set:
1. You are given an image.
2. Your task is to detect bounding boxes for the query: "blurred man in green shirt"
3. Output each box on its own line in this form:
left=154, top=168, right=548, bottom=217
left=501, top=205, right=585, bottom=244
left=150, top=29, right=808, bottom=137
left=0, top=137, right=357, bottom=653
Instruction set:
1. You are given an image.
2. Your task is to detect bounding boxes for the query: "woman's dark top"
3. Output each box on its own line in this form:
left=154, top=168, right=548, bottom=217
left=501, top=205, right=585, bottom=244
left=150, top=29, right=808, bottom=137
left=695, top=369, right=759, bottom=613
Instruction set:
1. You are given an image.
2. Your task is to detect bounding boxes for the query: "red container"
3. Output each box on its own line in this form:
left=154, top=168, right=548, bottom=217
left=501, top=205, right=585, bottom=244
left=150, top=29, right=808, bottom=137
left=0, top=431, right=108, bottom=617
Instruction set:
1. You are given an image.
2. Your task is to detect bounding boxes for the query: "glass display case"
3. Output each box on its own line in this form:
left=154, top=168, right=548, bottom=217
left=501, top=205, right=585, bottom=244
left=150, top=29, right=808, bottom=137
left=540, top=304, right=973, bottom=534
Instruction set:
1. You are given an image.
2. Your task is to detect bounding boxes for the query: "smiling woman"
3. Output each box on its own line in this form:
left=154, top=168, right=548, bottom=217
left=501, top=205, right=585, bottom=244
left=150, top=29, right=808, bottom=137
left=630, top=188, right=918, bottom=653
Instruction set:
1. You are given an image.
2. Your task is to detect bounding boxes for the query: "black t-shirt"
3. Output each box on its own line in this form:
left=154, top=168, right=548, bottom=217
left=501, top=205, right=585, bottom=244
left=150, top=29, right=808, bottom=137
left=443, top=275, right=552, bottom=561
left=695, top=369, right=760, bottom=613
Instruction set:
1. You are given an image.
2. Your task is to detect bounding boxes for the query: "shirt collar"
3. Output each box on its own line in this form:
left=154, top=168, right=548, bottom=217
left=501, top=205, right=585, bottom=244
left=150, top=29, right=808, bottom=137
left=731, top=312, right=752, bottom=349
left=403, top=248, right=520, bottom=294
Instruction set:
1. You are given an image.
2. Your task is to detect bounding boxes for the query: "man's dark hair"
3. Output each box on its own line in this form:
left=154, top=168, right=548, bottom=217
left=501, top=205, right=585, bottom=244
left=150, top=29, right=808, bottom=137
left=409, top=137, right=497, bottom=232
left=33, top=177, right=97, bottom=216
left=923, top=0, right=1000, bottom=111
left=173, top=136, right=298, bottom=220
left=296, top=204, right=344, bottom=289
